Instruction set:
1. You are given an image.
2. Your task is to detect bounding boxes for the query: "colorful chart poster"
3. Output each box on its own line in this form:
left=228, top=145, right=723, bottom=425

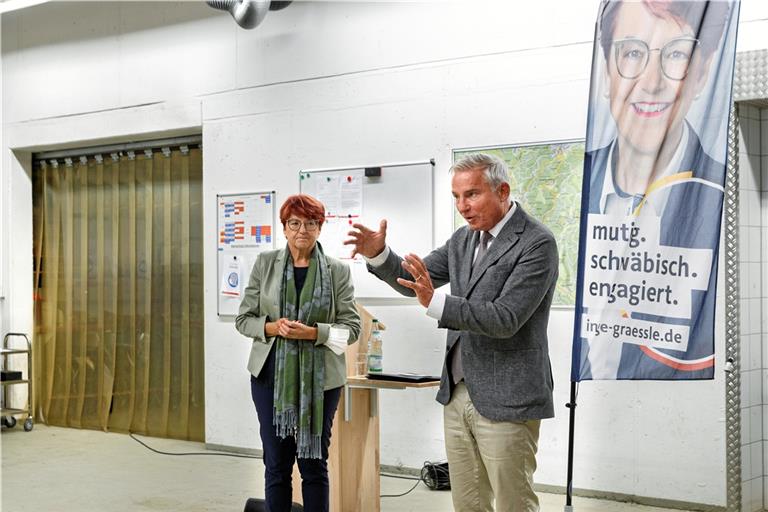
left=217, top=191, right=276, bottom=315
left=218, top=193, right=274, bottom=250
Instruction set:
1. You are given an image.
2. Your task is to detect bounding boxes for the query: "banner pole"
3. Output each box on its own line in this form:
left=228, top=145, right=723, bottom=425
left=564, top=380, right=577, bottom=512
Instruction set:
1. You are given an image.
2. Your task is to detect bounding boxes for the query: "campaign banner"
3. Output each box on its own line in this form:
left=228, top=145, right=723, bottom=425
left=571, top=0, right=740, bottom=380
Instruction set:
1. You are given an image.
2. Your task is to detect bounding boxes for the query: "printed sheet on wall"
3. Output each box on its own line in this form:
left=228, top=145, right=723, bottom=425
left=571, top=0, right=740, bottom=381
left=217, top=191, right=276, bottom=316
left=299, top=161, right=434, bottom=298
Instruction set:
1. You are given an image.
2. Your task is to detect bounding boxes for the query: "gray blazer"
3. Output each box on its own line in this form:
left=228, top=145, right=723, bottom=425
left=369, top=204, right=558, bottom=421
left=235, top=247, right=361, bottom=390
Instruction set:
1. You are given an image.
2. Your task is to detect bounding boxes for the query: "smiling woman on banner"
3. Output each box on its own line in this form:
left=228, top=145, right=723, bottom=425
left=578, top=0, right=736, bottom=380
left=236, top=194, right=361, bottom=512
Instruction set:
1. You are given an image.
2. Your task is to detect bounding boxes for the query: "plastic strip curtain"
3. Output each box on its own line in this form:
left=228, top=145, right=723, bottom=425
left=32, top=146, right=204, bottom=441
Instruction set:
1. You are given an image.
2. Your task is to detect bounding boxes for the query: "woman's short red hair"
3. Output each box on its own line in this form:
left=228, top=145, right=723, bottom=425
left=279, top=194, right=326, bottom=227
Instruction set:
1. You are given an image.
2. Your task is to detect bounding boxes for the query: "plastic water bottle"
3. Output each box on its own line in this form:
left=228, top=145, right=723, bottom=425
left=367, top=320, right=383, bottom=373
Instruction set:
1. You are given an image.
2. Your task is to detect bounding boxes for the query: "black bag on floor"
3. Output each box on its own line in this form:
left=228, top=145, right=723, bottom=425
left=421, top=461, right=451, bottom=490
left=244, top=497, right=304, bottom=512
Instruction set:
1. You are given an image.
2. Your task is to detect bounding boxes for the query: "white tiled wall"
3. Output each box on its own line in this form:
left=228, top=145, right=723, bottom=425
left=739, top=104, right=765, bottom=512
left=762, top=106, right=768, bottom=512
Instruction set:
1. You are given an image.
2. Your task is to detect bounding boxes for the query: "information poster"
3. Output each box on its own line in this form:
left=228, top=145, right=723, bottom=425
left=306, top=169, right=363, bottom=261
left=217, top=191, right=275, bottom=316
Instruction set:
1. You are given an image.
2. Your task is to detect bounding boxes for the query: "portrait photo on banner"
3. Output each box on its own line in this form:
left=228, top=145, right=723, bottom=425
left=573, top=0, right=740, bottom=381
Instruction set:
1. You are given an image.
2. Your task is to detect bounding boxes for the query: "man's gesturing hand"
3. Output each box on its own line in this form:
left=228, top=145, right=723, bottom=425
left=344, top=219, right=388, bottom=259
left=397, top=253, right=434, bottom=308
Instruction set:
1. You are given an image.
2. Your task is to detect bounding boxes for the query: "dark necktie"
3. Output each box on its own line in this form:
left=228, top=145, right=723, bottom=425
left=475, top=231, right=493, bottom=267
left=451, top=231, right=494, bottom=385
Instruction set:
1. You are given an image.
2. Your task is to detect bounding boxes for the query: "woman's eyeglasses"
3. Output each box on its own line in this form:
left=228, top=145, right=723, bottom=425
left=613, top=37, right=699, bottom=81
left=286, top=219, right=320, bottom=232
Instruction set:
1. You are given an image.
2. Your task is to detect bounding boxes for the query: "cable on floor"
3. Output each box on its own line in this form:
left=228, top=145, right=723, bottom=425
left=380, top=473, right=420, bottom=481
left=131, top=432, right=449, bottom=500
left=380, top=477, right=421, bottom=498
left=129, top=432, right=261, bottom=459
left=380, top=460, right=450, bottom=498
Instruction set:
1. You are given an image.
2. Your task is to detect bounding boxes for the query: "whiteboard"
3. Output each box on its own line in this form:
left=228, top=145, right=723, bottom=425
left=217, top=191, right=276, bottom=316
left=299, top=161, right=434, bottom=298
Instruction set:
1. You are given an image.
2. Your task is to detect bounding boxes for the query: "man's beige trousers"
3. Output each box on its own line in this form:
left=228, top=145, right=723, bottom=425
left=443, top=382, right=541, bottom=512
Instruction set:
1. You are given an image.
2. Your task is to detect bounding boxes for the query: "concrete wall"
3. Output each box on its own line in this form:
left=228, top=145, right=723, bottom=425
left=3, top=1, right=768, bottom=506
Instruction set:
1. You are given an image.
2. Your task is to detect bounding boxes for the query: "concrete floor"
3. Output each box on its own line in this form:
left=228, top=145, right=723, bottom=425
left=1, top=425, right=693, bottom=512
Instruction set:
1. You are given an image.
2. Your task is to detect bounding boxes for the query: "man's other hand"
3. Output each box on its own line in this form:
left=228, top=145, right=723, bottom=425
left=397, top=253, right=434, bottom=308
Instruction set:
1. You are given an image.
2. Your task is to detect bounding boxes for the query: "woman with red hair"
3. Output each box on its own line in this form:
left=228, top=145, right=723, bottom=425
left=236, top=194, right=360, bottom=512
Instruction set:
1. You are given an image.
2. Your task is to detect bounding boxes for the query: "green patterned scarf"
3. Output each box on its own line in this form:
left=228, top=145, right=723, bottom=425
left=273, top=243, right=332, bottom=459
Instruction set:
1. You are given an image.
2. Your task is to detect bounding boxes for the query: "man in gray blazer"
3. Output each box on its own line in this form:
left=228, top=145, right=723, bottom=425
left=345, top=153, right=558, bottom=512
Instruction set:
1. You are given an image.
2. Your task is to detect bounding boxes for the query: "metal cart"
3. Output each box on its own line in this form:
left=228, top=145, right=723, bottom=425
left=1, top=332, right=33, bottom=431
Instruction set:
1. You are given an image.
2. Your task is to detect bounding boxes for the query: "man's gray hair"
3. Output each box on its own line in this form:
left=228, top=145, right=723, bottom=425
left=449, top=153, right=509, bottom=191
